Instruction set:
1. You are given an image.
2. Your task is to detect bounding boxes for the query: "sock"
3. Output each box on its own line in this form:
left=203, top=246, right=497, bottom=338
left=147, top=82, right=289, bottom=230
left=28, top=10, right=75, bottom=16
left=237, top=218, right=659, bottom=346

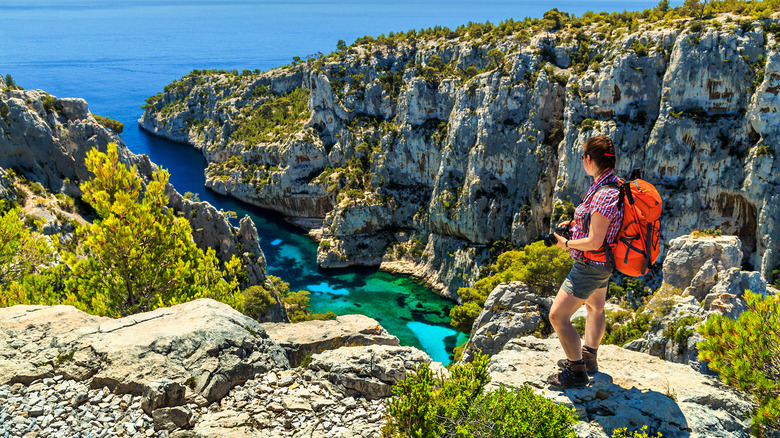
left=583, top=345, right=598, bottom=355
left=568, top=359, right=585, bottom=365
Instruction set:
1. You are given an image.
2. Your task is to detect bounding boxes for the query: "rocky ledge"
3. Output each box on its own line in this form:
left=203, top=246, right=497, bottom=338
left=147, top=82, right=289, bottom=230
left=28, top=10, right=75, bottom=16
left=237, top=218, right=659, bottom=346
left=488, top=336, right=756, bottom=438
left=0, top=301, right=436, bottom=438
left=1, top=296, right=770, bottom=437
left=0, top=299, right=290, bottom=403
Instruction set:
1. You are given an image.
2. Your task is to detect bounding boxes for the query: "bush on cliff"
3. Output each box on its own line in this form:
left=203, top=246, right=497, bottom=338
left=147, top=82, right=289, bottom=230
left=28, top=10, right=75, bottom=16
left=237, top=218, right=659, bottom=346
left=63, top=143, right=245, bottom=317
left=450, top=242, right=572, bottom=333
left=93, top=114, right=124, bottom=134
left=698, top=291, right=780, bottom=436
left=231, top=87, right=309, bottom=145
left=382, top=352, right=578, bottom=438
left=0, top=207, right=64, bottom=307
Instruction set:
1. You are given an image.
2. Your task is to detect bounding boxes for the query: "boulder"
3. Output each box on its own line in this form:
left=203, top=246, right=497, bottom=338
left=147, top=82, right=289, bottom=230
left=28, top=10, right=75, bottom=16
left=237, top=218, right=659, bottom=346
left=0, top=299, right=289, bottom=402
left=307, top=345, right=446, bottom=400
left=621, top=235, right=774, bottom=370
left=141, top=379, right=185, bottom=415
left=461, top=282, right=552, bottom=363
left=261, top=314, right=399, bottom=367
left=152, top=406, right=192, bottom=431
left=487, top=336, right=754, bottom=438
left=662, top=235, right=742, bottom=298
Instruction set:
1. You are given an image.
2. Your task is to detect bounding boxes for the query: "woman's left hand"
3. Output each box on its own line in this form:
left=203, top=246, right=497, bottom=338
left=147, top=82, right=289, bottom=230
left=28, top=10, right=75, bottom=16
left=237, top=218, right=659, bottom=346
left=553, top=232, right=568, bottom=250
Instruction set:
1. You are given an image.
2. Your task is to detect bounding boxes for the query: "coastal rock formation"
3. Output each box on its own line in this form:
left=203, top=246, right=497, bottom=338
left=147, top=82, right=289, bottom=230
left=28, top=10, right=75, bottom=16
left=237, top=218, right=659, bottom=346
left=460, top=282, right=552, bottom=363
left=624, top=234, right=775, bottom=369
left=487, top=336, right=755, bottom=438
left=139, top=15, right=780, bottom=296
left=0, top=86, right=287, bottom=320
left=0, top=299, right=289, bottom=404
left=261, top=314, right=400, bottom=367
left=307, top=344, right=445, bottom=400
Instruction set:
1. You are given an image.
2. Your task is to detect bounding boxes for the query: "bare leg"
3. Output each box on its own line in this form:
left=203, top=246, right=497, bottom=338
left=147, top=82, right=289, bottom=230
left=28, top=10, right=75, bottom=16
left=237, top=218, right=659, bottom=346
left=583, top=287, right=607, bottom=349
left=549, top=287, right=586, bottom=361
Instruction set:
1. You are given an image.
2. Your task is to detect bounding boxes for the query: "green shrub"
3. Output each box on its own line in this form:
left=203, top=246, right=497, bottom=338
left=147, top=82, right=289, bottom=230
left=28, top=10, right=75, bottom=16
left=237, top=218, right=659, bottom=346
left=611, top=426, right=663, bottom=438
left=698, top=291, right=780, bottom=435
left=663, top=315, right=700, bottom=347
left=382, top=352, right=578, bottom=438
left=602, top=310, right=654, bottom=346
left=608, top=277, right=650, bottom=307
left=691, top=228, right=722, bottom=237
left=243, top=285, right=277, bottom=318
left=93, top=115, right=124, bottom=134
left=579, top=118, right=596, bottom=131
left=41, top=94, right=57, bottom=113
left=552, top=199, right=575, bottom=222
left=269, top=275, right=336, bottom=322
left=231, top=88, right=309, bottom=145
left=0, top=208, right=57, bottom=293
left=756, top=144, right=774, bottom=156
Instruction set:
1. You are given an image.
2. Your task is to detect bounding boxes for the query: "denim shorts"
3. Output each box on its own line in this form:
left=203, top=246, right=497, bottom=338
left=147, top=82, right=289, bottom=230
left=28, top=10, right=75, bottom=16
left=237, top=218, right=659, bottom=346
left=561, top=258, right=614, bottom=300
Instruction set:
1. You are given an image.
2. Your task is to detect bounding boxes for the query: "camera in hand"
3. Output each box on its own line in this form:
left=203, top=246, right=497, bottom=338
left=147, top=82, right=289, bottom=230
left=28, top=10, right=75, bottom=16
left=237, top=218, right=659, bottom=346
left=541, top=225, right=571, bottom=247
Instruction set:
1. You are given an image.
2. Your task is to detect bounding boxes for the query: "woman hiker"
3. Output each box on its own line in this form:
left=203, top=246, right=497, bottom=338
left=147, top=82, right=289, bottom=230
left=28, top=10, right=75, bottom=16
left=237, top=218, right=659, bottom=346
left=547, top=135, right=623, bottom=388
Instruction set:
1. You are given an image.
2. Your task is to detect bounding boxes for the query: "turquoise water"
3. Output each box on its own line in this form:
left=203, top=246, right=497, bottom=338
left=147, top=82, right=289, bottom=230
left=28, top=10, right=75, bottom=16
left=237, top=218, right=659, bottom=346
left=0, top=0, right=662, bottom=363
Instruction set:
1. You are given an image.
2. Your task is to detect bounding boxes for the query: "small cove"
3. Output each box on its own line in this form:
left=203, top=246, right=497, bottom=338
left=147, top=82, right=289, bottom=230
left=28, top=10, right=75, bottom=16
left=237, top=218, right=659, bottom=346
left=136, top=130, right=469, bottom=363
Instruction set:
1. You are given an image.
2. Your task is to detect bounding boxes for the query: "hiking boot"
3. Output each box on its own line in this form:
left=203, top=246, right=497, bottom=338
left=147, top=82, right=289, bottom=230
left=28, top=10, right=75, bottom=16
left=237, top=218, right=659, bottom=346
left=548, top=360, right=589, bottom=389
left=557, top=346, right=598, bottom=375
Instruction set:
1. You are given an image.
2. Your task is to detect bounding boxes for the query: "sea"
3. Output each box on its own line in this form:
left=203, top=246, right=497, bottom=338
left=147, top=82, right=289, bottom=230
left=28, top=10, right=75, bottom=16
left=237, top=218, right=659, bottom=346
left=0, top=0, right=663, bottom=364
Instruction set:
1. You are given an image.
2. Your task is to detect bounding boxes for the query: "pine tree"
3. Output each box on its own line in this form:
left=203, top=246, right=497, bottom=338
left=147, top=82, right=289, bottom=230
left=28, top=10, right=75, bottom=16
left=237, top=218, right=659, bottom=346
left=698, top=291, right=780, bottom=435
left=64, top=143, right=244, bottom=316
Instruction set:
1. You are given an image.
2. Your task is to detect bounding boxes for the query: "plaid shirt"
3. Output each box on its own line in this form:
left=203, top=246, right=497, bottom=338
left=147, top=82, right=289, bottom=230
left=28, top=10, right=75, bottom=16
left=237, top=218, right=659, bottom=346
left=569, top=169, right=623, bottom=264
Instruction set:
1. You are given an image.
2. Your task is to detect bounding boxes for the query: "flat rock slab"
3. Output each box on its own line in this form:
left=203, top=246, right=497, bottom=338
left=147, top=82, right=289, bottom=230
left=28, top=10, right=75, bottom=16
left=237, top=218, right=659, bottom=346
left=261, top=315, right=399, bottom=367
left=487, top=336, right=754, bottom=438
left=0, top=299, right=289, bottom=402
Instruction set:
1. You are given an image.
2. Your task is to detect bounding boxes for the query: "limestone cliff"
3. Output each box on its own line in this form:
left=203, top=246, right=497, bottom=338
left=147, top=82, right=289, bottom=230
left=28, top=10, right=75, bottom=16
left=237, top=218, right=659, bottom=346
left=139, top=14, right=780, bottom=298
left=0, top=86, right=287, bottom=322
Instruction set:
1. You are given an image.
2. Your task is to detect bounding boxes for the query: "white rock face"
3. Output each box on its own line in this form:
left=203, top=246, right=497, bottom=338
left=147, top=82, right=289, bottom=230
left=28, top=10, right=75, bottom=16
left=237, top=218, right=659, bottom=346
left=626, top=234, right=774, bottom=369
left=0, top=299, right=289, bottom=402
left=307, top=344, right=445, bottom=400
left=138, top=18, right=780, bottom=297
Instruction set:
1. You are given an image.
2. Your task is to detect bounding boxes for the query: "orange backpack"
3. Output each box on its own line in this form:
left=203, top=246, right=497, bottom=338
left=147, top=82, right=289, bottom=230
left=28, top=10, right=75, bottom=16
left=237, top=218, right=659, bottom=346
left=584, top=173, right=662, bottom=277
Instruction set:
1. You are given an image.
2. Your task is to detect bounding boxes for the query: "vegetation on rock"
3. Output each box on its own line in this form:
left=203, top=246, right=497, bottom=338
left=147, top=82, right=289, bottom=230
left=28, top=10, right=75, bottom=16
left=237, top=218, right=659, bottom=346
left=698, top=291, right=780, bottom=435
left=382, top=352, right=578, bottom=438
left=0, top=144, right=270, bottom=319
left=93, top=115, right=124, bottom=134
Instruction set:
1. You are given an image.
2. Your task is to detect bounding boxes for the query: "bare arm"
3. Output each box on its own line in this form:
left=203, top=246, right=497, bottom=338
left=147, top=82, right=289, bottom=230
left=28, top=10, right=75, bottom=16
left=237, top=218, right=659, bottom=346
left=555, top=212, right=610, bottom=251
